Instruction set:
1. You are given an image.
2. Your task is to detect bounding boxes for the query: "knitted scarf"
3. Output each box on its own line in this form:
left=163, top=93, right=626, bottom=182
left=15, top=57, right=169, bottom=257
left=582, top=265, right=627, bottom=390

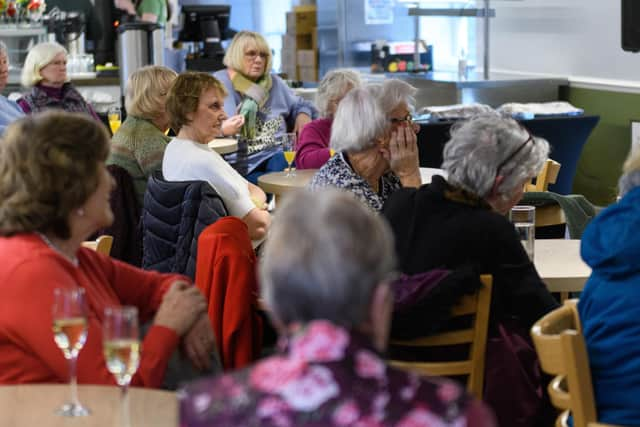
left=231, top=72, right=272, bottom=139
left=21, top=83, right=94, bottom=116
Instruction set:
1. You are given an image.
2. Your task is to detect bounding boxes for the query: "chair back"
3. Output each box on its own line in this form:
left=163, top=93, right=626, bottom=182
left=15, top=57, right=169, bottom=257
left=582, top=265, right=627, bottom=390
left=531, top=300, right=622, bottom=427
left=527, top=159, right=561, bottom=192
left=388, top=274, right=492, bottom=399
left=81, top=235, right=114, bottom=256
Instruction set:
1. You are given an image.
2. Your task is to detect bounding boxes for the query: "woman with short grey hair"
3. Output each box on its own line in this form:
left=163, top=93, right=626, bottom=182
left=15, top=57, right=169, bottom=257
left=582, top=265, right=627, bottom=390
left=0, top=41, right=24, bottom=134
left=383, top=114, right=557, bottom=329
left=296, top=69, right=361, bottom=169
left=178, top=189, right=495, bottom=426
left=309, top=82, right=421, bottom=211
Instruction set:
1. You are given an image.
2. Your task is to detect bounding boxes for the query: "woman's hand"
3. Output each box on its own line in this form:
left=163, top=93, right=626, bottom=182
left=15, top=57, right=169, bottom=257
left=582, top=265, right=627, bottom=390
left=181, top=313, right=216, bottom=371
left=114, top=0, right=136, bottom=14
left=293, top=113, right=312, bottom=136
left=387, top=125, right=421, bottom=188
left=221, top=115, right=245, bottom=137
left=154, top=281, right=207, bottom=336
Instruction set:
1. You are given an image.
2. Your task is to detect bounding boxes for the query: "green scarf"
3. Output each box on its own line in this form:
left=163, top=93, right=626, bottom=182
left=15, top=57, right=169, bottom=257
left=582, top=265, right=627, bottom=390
left=231, top=72, right=273, bottom=139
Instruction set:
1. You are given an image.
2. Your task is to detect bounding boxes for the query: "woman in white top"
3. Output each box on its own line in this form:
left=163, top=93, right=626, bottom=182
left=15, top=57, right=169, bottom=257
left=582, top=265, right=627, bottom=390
left=163, top=72, right=270, bottom=241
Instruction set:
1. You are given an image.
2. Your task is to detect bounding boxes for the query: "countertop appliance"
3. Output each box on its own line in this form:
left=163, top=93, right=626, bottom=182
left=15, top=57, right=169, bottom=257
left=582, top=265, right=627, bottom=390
left=177, top=5, right=231, bottom=72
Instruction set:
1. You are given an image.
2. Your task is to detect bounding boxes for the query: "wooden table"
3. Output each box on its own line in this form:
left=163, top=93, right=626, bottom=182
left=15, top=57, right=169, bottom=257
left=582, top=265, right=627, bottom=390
left=0, top=384, right=177, bottom=426
left=420, top=167, right=446, bottom=184
left=534, top=239, right=591, bottom=293
left=208, top=138, right=238, bottom=154
left=257, top=169, right=318, bottom=196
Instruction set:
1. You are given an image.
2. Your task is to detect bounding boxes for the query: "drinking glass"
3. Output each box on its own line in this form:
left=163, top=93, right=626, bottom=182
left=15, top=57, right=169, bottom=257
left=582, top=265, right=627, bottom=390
left=281, top=133, right=297, bottom=177
left=103, top=306, right=140, bottom=427
left=329, top=148, right=336, bottom=157
left=108, top=106, right=122, bottom=135
left=510, top=205, right=536, bottom=261
left=52, top=287, right=90, bottom=417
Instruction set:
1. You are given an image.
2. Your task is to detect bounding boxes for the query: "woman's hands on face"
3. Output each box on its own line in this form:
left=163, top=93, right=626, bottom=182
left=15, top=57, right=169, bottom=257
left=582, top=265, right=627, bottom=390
left=385, top=124, right=421, bottom=188
left=221, top=114, right=245, bottom=137
left=154, top=281, right=207, bottom=336
left=293, top=113, right=312, bottom=136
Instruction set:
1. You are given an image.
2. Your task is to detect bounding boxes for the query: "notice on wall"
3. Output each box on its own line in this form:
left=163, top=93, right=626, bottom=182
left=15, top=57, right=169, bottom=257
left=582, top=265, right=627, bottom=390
left=365, top=0, right=395, bottom=25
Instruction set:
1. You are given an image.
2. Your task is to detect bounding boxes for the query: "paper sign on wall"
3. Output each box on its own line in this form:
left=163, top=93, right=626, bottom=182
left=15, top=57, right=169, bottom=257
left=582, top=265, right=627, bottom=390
left=365, top=0, right=395, bottom=25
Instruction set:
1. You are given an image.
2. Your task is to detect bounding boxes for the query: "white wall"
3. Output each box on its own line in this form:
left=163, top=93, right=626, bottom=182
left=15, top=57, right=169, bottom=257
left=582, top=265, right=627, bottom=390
left=488, top=0, right=640, bottom=88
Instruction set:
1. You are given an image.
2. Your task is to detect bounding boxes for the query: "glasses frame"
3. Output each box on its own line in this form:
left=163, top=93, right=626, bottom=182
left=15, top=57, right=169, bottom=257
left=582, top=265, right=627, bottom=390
left=494, top=130, right=534, bottom=179
left=244, top=50, right=268, bottom=61
left=390, top=114, right=413, bottom=125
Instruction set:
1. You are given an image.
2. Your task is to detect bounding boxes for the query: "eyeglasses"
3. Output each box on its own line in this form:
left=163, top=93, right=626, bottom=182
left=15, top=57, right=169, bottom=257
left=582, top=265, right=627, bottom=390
left=390, top=114, right=413, bottom=125
left=495, top=131, right=534, bottom=178
left=244, top=50, right=268, bottom=60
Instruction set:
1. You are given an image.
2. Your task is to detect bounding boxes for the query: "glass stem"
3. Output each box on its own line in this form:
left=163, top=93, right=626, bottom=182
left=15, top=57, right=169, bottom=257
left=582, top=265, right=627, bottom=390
left=69, top=356, right=79, bottom=406
left=121, top=383, right=131, bottom=427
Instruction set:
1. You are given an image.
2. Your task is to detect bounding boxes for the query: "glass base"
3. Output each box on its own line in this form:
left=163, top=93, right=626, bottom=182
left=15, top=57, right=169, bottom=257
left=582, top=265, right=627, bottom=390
left=56, top=402, right=90, bottom=417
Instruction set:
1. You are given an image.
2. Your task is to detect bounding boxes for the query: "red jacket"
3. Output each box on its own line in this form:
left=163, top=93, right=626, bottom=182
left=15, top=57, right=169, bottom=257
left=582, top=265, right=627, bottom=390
left=195, top=218, right=262, bottom=370
left=0, top=233, right=184, bottom=387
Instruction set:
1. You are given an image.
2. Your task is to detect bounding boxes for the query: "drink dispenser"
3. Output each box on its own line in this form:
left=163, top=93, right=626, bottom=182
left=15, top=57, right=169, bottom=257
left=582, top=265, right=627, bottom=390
left=116, top=22, right=165, bottom=96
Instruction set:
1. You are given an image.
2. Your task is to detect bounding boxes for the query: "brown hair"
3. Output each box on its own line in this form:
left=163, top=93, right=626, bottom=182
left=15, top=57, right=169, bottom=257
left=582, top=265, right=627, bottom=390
left=166, top=71, right=227, bottom=132
left=0, top=111, right=110, bottom=239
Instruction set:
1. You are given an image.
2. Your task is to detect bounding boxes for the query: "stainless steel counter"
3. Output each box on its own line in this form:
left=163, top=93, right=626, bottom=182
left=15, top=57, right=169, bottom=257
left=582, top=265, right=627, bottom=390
left=390, top=71, right=569, bottom=108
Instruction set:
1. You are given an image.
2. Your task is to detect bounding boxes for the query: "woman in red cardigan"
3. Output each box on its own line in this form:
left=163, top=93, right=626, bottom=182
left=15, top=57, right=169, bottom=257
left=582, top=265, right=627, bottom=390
left=0, top=111, right=215, bottom=388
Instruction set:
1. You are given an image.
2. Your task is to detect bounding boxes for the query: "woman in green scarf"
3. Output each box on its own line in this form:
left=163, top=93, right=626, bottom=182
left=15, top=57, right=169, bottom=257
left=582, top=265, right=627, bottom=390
left=214, top=31, right=317, bottom=180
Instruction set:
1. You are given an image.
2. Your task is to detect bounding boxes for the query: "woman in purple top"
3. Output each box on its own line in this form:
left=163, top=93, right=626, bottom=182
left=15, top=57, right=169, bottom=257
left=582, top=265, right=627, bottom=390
left=17, top=42, right=100, bottom=122
left=296, top=69, right=361, bottom=170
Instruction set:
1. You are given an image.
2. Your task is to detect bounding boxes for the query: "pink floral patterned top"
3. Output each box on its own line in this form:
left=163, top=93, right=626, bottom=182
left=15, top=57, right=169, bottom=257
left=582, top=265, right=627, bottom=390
left=179, top=320, right=495, bottom=427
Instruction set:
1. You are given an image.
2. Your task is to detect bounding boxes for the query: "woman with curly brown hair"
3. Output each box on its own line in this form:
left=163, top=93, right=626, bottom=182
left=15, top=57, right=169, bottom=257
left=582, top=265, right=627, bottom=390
left=0, top=111, right=216, bottom=387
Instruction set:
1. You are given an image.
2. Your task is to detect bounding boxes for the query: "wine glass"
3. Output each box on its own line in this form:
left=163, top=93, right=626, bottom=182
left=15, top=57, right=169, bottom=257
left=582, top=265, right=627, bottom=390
left=103, top=306, right=140, bottom=427
left=108, top=106, right=122, bottom=135
left=281, top=133, right=297, bottom=177
left=52, top=287, right=90, bottom=417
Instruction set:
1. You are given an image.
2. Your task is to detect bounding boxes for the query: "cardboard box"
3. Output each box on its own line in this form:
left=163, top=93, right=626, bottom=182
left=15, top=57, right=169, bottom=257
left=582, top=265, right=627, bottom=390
left=288, top=5, right=317, bottom=35
left=296, top=49, right=317, bottom=68
left=298, top=0, right=316, bottom=5
left=298, top=66, right=317, bottom=82
left=282, top=33, right=313, bottom=51
left=281, top=64, right=297, bottom=80
left=281, top=48, right=297, bottom=69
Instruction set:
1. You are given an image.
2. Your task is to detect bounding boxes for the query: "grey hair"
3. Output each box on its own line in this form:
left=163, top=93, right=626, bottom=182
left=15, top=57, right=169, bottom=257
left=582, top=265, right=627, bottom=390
left=260, top=189, right=396, bottom=328
left=315, top=69, right=361, bottom=117
left=330, top=87, right=388, bottom=152
left=0, top=41, right=7, bottom=57
left=21, top=42, right=68, bottom=88
left=442, top=114, right=550, bottom=198
left=376, top=78, right=417, bottom=114
left=618, top=148, right=640, bottom=196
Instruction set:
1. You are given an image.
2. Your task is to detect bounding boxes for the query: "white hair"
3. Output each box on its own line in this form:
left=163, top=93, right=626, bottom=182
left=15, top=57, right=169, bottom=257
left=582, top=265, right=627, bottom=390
left=260, top=189, right=396, bottom=327
left=330, top=86, right=388, bottom=153
left=20, top=42, right=68, bottom=88
left=0, top=41, right=7, bottom=57
left=315, top=69, right=361, bottom=117
left=376, top=78, right=417, bottom=114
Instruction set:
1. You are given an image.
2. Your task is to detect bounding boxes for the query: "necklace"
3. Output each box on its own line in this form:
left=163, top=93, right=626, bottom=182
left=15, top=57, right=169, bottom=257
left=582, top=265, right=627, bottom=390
left=37, top=232, right=79, bottom=267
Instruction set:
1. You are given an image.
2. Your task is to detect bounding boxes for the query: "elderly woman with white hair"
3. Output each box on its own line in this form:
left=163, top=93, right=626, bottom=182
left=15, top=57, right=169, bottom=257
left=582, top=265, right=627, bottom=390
left=0, top=41, right=24, bottom=134
left=383, top=114, right=559, bottom=331
left=213, top=31, right=317, bottom=179
left=296, top=69, right=361, bottom=169
left=107, top=65, right=178, bottom=206
left=17, top=42, right=99, bottom=121
left=309, top=81, right=421, bottom=211
left=179, top=189, right=495, bottom=426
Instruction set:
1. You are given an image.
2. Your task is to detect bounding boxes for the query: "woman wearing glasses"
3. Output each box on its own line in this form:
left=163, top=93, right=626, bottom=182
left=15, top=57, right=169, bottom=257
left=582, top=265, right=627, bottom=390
left=309, top=79, right=421, bottom=211
left=213, top=31, right=317, bottom=179
left=382, top=114, right=559, bottom=426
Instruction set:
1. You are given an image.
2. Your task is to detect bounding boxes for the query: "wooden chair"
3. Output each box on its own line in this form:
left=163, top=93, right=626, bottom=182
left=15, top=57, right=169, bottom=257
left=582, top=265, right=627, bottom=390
left=530, top=300, right=623, bottom=427
left=388, top=274, right=492, bottom=399
left=527, top=159, right=562, bottom=192
left=81, top=235, right=114, bottom=256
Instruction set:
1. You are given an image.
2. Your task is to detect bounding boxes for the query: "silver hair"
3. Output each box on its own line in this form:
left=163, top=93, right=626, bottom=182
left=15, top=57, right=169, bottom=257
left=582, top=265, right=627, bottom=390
left=21, top=42, right=68, bottom=88
left=376, top=78, right=417, bottom=114
left=260, top=189, right=396, bottom=328
left=442, top=114, right=550, bottom=198
left=0, top=41, right=7, bottom=57
left=330, top=86, right=388, bottom=152
left=315, top=69, right=361, bottom=118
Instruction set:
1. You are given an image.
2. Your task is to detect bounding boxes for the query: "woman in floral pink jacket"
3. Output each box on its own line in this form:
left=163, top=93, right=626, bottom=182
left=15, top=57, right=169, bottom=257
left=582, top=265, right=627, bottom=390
left=179, top=189, right=495, bottom=427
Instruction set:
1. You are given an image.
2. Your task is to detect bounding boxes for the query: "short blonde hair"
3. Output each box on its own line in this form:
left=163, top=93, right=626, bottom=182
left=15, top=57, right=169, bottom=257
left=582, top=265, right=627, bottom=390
left=166, top=72, right=228, bottom=132
left=21, top=42, right=68, bottom=88
left=223, top=31, right=272, bottom=77
left=125, top=65, right=177, bottom=120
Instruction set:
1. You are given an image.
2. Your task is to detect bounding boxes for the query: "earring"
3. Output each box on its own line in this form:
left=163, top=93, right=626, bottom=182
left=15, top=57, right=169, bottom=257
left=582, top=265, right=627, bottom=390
left=77, top=208, right=85, bottom=217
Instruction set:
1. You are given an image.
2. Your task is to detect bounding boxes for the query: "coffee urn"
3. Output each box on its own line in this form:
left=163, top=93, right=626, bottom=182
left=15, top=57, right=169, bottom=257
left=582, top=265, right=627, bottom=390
left=116, top=22, right=165, bottom=95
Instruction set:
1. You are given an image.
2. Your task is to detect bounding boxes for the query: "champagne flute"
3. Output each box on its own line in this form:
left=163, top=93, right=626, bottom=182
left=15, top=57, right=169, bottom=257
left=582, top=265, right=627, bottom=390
left=103, top=306, right=140, bottom=427
left=281, top=133, right=297, bottom=177
left=52, top=287, right=90, bottom=417
left=108, top=106, right=122, bottom=135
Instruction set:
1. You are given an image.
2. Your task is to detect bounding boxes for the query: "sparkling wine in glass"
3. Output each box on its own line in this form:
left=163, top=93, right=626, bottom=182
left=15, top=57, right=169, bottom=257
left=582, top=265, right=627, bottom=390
left=281, top=133, right=297, bottom=177
left=52, top=287, right=90, bottom=417
left=103, top=306, right=140, bottom=427
left=108, top=106, right=122, bottom=135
